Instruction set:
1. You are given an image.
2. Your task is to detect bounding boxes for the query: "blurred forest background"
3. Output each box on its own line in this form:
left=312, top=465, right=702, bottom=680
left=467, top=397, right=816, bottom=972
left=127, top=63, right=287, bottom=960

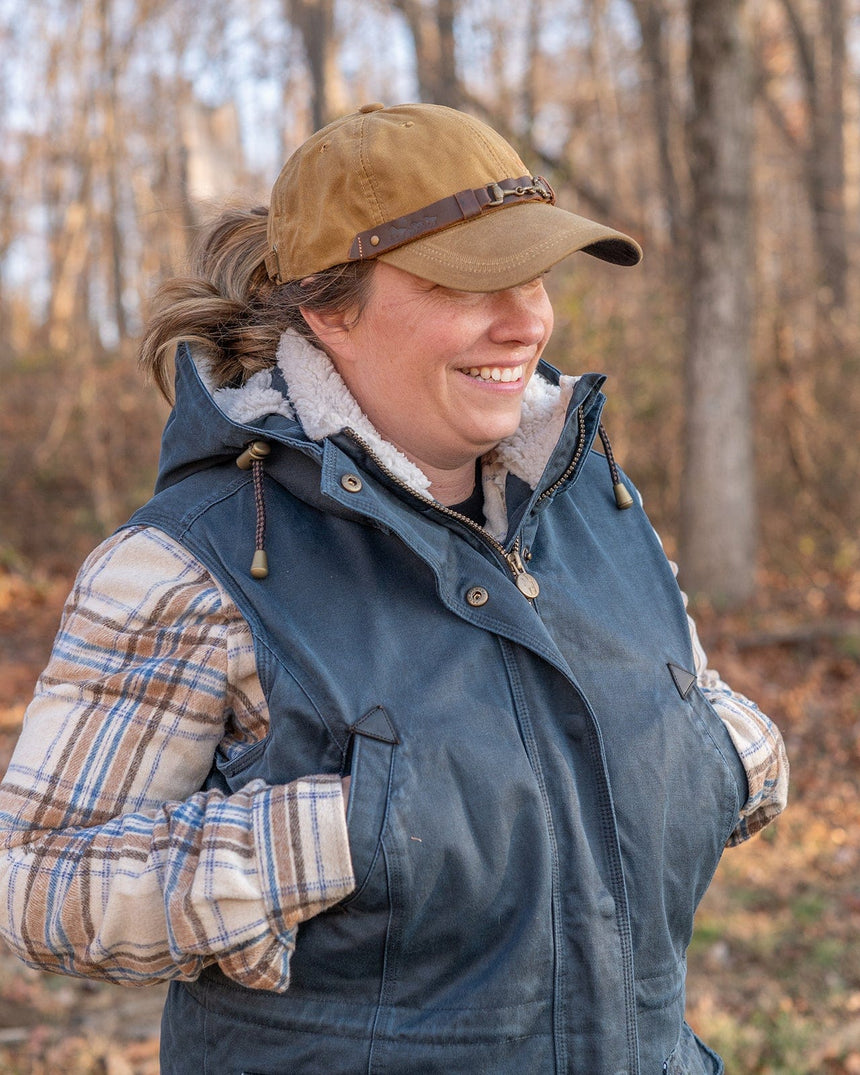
left=0, top=0, right=858, bottom=1072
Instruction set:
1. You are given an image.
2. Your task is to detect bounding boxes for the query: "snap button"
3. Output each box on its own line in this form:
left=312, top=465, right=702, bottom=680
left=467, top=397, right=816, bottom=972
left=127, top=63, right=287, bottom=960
left=358, top=102, right=385, bottom=113
left=370, top=235, right=380, bottom=247
left=466, top=586, right=489, bottom=607
left=340, top=474, right=363, bottom=493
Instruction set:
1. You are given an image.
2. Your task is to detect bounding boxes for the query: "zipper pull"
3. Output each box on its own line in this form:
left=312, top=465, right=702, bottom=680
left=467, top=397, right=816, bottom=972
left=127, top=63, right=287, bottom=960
left=507, top=545, right=540, bottom=599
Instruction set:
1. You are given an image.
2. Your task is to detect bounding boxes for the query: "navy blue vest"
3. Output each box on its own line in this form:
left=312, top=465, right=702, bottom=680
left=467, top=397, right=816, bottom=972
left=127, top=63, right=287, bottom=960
left=135, top=348, right=744, bottom=1074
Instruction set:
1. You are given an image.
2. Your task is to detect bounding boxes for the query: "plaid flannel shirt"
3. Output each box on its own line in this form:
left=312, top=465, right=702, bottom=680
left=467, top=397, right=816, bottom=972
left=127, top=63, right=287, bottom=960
left=0, top=525, right=788, bottom=989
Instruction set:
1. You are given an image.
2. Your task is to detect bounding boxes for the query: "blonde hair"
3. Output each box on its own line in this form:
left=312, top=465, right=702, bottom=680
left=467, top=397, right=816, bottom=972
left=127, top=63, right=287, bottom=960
left=138, top=204, right=374, bottom=402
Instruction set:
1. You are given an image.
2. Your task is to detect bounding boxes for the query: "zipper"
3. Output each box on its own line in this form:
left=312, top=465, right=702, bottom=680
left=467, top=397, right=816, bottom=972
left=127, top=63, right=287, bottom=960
left=532, top=402, right=587, bottom=508
left=341, top=404, right=587, bottom=601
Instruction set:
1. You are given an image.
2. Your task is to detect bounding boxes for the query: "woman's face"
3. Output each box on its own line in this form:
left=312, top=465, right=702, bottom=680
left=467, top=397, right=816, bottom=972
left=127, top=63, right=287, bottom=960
left=313, top=263, right=554, bottom=487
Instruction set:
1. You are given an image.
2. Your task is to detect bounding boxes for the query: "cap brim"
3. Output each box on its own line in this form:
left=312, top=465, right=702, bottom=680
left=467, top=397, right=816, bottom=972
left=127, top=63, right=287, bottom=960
left=378, top=200, right=642, bottom=291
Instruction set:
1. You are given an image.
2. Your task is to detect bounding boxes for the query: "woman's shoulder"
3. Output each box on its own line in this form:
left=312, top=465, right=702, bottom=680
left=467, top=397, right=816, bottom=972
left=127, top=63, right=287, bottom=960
left=69, top=525, right=243, bottom=628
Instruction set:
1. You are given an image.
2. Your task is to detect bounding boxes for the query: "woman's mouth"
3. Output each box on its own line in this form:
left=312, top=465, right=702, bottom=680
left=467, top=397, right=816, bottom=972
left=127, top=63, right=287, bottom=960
left=463, top=364, right=525, bottom=383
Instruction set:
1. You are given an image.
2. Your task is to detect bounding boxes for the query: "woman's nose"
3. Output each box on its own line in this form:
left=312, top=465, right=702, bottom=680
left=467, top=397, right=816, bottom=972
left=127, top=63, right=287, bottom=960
left=488, top=284, right=553, bottom=347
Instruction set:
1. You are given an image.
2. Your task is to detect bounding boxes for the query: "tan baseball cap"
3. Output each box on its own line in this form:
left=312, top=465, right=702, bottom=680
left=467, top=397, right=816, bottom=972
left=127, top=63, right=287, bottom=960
left=265, top=102, right=642, bottom=292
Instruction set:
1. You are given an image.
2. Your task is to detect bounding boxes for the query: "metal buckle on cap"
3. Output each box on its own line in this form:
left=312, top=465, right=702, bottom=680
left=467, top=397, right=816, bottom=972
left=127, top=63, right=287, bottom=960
left=486, top=176, right=554, bottom=206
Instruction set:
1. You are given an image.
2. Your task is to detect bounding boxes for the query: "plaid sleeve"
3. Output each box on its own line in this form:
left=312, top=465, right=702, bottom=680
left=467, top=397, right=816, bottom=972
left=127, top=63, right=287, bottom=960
left=0, top=527, right=354, bottom=990
left=678, top=573, right=790, bottom=846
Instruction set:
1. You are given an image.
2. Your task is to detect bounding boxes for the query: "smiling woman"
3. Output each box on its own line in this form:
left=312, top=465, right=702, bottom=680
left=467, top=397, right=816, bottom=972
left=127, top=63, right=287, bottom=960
left=0, top=102, right=788, bottom=1075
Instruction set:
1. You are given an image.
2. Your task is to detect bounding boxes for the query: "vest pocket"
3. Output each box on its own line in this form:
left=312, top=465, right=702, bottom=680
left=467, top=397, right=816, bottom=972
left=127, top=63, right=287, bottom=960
left=685, top=684, right=749, bottom=848
left=663, top=1021, right=724, bottom=1073
left=340, top=707, right=398, bottom=908
left=214, top=734, right=269, bottom=785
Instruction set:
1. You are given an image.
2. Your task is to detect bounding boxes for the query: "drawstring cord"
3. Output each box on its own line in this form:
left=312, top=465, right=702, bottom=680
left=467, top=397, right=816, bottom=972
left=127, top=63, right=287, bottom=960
left=597, top=423, right=634, bottom=510
left=250, top=458, right=268, bottom=578
left=236, top=440, right=271, bottom=578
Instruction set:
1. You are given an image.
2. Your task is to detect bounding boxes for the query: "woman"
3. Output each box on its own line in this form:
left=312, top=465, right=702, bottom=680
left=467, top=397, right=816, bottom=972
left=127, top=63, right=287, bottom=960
left=0, top=103, right=787, bottom=1074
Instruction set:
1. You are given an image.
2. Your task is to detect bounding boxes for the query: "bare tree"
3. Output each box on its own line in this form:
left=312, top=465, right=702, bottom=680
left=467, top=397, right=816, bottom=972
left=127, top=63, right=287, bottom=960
left=627, top=0, right=686, bottom=251
left=521, top=0, right=543, bottom=130
left=680, top=0, right=756, bottom=605
left=96, top=0, right=129, bottom=342
left=286, top=0, right=347, bottom=129
left=391, top=0, right=461, bottom=107
left=761, top=0, right=848, bottom=310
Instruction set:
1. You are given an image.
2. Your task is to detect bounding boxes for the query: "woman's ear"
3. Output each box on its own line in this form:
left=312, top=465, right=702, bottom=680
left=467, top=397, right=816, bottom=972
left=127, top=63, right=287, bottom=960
left=299, top=305, right=353, bottom=356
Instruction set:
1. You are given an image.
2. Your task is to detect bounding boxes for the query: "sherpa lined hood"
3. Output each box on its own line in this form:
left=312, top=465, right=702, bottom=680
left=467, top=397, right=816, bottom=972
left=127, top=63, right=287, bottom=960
left=156, top=329, right=608, bottom=542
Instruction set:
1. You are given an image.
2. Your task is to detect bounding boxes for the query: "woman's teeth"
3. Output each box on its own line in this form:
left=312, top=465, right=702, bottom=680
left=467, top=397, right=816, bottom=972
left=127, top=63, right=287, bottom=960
left=465, top=365, right=524, bottom=383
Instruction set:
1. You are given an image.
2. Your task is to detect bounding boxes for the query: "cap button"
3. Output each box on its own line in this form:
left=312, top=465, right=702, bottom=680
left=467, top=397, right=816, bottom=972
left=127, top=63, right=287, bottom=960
left=358, top=102, right=385, bottom=114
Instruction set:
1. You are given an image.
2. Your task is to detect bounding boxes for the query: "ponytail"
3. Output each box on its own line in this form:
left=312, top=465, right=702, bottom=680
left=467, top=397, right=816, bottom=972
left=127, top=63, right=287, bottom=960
left=138, top=204, right=374, bottom=402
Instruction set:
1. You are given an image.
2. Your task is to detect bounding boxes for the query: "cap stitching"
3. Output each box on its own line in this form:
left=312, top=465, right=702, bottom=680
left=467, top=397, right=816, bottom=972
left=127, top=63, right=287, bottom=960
left=357, top=113, right=385, bottom=225
left=391, top=229, right=582, bottom=270
left=468, top=124, right=519, bottom=176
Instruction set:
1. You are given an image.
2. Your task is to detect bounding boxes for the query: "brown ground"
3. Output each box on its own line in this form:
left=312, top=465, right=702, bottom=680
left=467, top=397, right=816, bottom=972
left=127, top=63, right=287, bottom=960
left=0, top=566, right=857, bottom=1074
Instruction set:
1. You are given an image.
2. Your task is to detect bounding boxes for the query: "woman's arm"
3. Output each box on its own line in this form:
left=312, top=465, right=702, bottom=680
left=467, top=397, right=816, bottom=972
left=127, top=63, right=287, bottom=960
left=0, top=527, right=354, bottom=990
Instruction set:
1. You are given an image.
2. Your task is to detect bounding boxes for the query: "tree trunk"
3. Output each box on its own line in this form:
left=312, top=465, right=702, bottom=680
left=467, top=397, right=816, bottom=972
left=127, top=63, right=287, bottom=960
left=628, top=0, right=686, bottom=250
left=811, top=0, right=847, bottom=309
left=522, top=0, right=543, bottom=130
left=97, top=0, right=129, bottom=342
left=680, top=0, right=756, bottom=606
left=392, top=0, right=461, bottom=108
left=435, top=0, right=459, bottom=107
left=778, top=0, right=848, bottom=310
left=287, top=0, right=344, bottom=130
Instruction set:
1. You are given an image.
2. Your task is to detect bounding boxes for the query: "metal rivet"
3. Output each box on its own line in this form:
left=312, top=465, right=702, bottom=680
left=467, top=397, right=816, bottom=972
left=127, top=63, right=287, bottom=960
left=466, top=586, right=489, bottom=607
left=340, top=473, right=362, bottom=493
left=370, top=235, right=380, bottom=247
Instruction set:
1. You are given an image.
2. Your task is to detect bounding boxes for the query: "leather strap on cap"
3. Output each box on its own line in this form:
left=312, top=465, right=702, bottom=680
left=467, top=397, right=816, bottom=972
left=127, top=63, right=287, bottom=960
left=348, top=175, right=555, bottom=261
